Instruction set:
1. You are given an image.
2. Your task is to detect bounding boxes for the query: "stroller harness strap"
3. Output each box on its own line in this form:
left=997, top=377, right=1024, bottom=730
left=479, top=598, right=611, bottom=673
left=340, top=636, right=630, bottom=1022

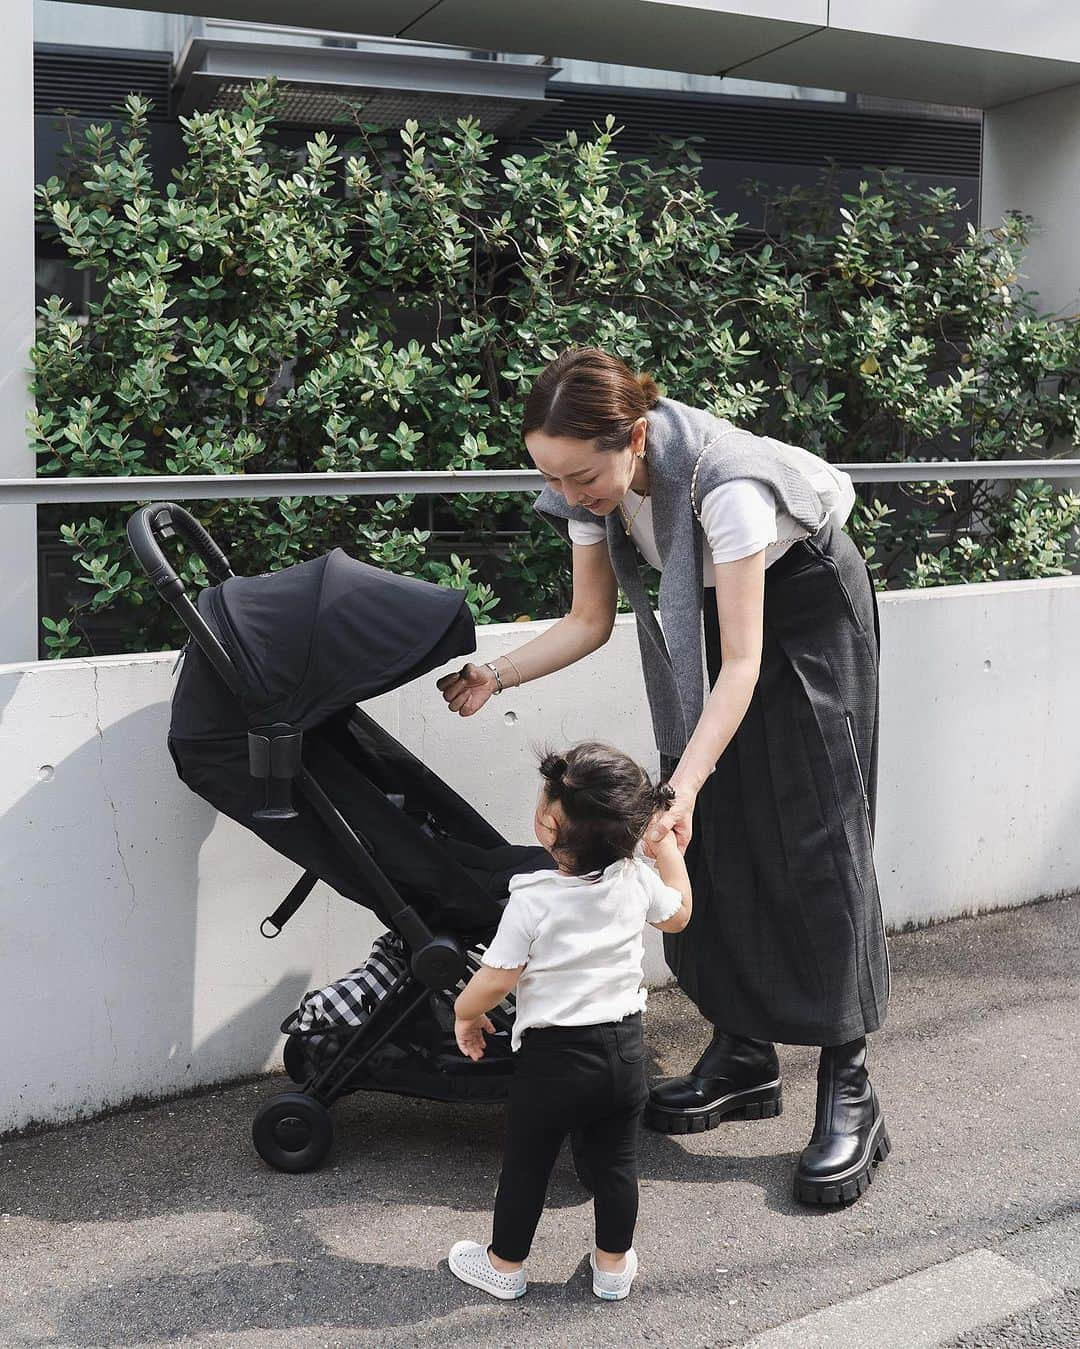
left=261, top=870, right=320, bottom=939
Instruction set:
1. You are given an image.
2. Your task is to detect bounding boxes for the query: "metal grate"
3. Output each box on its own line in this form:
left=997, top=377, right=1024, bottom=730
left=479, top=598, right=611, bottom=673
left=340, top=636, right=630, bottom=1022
left=523, top=85, right=981, bottom=177
left=34, top=46, right=174, bottom=122
left=209, top=79, right=533, bottom=133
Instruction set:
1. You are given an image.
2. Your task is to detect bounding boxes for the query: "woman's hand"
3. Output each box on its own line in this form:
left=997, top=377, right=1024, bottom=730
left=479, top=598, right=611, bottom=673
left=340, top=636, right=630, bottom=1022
left=455, top=1013, right=496, bottom=1061
left=436, top=662, right=498, bottom=717
left=644, top=782, right=697, bottom=856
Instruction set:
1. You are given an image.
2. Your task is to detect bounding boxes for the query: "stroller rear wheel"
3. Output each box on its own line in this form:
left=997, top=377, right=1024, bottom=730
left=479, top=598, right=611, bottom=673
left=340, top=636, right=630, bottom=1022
left=252, top=1092, right=333, bottom=1173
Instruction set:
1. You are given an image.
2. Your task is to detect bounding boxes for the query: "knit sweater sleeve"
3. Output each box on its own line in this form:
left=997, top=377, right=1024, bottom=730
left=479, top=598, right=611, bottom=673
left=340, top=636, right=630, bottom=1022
left=692, top=424, right=829, bottom=535
left=533, top=484, right=600, bottom=542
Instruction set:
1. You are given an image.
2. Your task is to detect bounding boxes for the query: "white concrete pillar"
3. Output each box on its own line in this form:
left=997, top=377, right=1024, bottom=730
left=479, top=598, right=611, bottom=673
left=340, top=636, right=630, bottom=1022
left=0, top=0, right=38, bottom=662
left=982, top=82, right=1080, bottom=315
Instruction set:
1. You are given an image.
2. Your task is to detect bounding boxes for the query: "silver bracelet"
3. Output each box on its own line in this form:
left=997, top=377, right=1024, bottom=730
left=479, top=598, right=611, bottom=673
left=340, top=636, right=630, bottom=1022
left=503, top=654, right=524, bottom=688
left=484, top=661, right=504, bottom=694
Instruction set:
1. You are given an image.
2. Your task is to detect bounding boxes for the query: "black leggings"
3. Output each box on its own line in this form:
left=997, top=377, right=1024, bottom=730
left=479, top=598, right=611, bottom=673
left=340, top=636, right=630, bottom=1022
left=491, top=1015, right=649, bottom=1262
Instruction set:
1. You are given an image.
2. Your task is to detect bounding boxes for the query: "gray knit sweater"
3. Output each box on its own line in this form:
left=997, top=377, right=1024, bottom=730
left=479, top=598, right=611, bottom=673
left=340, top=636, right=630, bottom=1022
left=534, top=396, right=834, bottom=756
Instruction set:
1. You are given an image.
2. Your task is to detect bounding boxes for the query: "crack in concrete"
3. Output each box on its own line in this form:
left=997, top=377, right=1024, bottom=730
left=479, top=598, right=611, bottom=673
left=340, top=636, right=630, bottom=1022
left=91, top=664, right=138, bottom=917
left=91, top=664, right=134, bottom=1065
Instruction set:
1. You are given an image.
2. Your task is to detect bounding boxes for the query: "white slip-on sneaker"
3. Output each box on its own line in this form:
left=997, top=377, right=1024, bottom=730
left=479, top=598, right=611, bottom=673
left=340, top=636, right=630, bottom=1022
left=590, top=1247, right=639, bottom=1300
left=448, top=1240, right=527, bottom=1300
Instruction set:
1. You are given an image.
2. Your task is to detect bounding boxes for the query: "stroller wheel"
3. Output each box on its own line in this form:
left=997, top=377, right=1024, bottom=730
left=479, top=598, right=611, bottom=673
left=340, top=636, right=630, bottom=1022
left=282, top=1034, right=309, bottom=1085
left=252, top=1092, right=333, bottom=1173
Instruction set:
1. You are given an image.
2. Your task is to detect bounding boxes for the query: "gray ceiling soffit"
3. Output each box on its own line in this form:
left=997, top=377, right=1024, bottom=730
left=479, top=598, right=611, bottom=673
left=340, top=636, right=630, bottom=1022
left=403, top=2, right=823, bottom=77
left=728, top=28, right=1080, bottom=107
left=85, top=0, right=430, bottom=33
left=70, top=2, right=1080, bottom=108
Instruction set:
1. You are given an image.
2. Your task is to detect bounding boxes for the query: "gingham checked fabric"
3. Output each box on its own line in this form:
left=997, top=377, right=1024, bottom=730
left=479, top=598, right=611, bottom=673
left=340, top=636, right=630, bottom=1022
left=291, top=931, right=409, bottom=1032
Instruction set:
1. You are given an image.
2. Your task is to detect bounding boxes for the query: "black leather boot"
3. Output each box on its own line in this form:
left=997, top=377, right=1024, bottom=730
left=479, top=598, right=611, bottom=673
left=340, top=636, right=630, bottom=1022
left=794, top=1038, right=890, bottom=1205
left=645, top=1029, right=782, bottom=1134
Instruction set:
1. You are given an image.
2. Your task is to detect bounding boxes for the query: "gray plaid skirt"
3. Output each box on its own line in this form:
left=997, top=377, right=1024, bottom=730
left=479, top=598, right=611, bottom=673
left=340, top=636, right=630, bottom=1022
left=662, top=518, right=890, bottom=1046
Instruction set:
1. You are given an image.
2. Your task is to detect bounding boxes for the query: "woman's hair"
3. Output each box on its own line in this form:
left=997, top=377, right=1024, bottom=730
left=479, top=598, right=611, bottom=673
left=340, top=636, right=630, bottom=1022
left=522, top=347, right=661, bottom=452
left=538, top=740, right=673, bottom=877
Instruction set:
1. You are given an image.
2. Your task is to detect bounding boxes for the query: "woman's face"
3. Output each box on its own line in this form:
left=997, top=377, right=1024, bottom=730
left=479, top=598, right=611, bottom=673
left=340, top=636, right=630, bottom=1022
left=525, top=417, right=647, bottom=516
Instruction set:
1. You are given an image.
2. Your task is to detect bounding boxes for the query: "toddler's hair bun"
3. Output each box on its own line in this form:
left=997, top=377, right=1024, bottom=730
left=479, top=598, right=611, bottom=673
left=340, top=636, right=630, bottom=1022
left=538, top=750, right=569, bottom=785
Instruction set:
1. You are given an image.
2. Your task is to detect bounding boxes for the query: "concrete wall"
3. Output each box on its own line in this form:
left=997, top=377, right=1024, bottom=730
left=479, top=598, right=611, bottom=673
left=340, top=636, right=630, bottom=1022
left=34, top=2, right=177, bottom=50
left=3, top=578, right=1080, bottom=1132
left=828, top=2, right=1080, bottom=65
left=1, top=0, right=38, bottom=664
left=982, top=81, right=1080, bottom=316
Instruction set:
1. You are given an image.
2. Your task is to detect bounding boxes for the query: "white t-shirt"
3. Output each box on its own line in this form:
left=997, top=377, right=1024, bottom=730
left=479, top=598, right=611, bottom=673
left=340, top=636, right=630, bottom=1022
left=481, top=856, right=683, bottom=1051
left=567, top=458, right=856, bottom=587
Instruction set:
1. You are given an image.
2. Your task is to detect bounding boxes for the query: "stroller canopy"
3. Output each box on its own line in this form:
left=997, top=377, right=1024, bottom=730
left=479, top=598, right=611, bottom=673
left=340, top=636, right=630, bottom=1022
left=197, top=549, right=474, bottom=730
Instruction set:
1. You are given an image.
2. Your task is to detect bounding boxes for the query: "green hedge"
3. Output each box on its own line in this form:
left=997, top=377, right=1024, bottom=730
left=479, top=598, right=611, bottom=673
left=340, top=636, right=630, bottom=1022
left=32, top=82, right=1080, bottom=656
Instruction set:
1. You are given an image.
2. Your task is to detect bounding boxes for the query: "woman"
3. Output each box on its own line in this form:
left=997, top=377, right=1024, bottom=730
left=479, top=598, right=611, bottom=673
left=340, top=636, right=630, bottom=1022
left=437, top=348, right=890, bottom=1206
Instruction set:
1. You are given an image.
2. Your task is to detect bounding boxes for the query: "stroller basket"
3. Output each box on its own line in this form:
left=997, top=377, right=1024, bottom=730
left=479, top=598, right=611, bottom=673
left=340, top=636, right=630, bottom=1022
left=286, top=932, right=410, bottom=1036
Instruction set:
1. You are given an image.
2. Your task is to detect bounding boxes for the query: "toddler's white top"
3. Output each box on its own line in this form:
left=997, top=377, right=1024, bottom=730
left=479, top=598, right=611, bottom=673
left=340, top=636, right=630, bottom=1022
left=482, top=856, right=683, bottom=1051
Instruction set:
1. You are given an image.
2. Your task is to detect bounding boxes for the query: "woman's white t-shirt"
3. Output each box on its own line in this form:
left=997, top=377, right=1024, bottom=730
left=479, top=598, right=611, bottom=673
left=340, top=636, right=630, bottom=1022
left=567, top=452, right=856, bottom=586
left=481, top=856, right=682, bottom=1051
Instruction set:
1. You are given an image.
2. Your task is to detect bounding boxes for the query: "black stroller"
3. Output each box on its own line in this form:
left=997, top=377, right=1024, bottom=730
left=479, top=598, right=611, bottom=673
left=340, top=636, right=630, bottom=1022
left=127, top=503, right=566, bottom=1176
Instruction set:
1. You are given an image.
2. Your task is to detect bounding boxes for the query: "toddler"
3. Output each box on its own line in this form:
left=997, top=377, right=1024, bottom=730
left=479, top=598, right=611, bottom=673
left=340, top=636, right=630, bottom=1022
left=447, top=741, right=692, bottom=1301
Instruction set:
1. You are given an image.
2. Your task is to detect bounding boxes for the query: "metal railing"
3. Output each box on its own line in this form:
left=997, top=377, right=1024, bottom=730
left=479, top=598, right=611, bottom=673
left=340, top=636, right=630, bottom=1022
left=1, top=460, right=1077, bottom=506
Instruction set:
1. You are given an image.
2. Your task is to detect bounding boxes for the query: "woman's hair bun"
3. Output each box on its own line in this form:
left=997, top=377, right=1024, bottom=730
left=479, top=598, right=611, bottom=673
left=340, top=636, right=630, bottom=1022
left=522, top=348, right=660, bottom=449
left=636, top=371, right=661, bottom=409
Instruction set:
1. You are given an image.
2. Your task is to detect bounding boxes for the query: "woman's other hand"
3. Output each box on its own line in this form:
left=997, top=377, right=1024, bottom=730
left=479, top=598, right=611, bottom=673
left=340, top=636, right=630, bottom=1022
left=436, top=662, right=498, bottom=716
left=644, top=783, right=697, bottom=856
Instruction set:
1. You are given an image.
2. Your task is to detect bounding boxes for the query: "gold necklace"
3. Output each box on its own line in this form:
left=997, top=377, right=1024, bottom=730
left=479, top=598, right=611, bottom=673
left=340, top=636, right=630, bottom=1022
left=618, top=488, right=648, bottom=536
left=619, top=452, right=649, bottom=536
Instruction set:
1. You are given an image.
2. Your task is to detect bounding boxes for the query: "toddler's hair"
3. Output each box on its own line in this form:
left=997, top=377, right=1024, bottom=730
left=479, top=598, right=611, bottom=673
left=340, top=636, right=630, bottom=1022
left=538, top=740, right=674, bottom=877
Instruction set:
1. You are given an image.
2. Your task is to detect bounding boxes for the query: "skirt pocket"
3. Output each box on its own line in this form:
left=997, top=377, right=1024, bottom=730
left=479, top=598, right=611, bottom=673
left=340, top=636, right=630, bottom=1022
left=805, top=537, right=862, bottom=630
left=844, top=710, right=874, bottom=842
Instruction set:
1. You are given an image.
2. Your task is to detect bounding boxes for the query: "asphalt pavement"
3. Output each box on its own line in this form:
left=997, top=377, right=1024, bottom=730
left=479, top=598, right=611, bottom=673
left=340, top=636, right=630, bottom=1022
left=2, top=895, right=1077, bottom=1348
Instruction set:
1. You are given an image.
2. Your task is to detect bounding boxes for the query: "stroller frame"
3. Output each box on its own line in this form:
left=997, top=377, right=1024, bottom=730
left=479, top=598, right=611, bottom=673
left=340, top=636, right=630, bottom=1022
left=128, top=503, right=522, bottom=1173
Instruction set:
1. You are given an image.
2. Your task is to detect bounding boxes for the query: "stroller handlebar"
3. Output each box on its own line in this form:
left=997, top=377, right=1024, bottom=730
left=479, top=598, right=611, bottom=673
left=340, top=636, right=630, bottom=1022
left=127, top=502, right=243, bottom=698
left=127, top=502, right=235, bottom=600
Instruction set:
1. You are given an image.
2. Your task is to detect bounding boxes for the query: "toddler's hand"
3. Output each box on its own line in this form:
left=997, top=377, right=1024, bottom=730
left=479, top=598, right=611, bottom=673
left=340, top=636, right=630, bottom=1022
left=455, top=1014, right=495, bottom=1061
left=651, top=829, right=681, bottom=862
left=643, top=783, right=696, bottom=857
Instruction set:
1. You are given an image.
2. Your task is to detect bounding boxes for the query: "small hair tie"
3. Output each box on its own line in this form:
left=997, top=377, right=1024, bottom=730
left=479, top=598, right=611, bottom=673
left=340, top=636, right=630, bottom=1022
left=540, top=750, right=568, bottom=781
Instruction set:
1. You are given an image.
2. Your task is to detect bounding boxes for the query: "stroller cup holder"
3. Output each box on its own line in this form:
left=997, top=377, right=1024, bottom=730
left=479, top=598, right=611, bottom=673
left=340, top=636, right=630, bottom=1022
left=248, top=723, right=303, bottom=823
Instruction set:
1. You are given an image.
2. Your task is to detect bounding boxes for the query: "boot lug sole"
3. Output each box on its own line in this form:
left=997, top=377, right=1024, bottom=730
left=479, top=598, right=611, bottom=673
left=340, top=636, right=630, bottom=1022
left=644, top=1081, right=783, bottom=1134
left=794, top=1119, right=891, bottom=1206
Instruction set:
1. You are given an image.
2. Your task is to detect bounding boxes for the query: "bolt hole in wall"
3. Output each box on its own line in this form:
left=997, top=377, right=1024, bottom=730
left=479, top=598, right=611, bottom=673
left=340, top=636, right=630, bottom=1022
left=38, top=765, right=54, bottom=782
left=984, top=660, right=993, bottom=672
left=503, top=711, right=518, bottom=726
